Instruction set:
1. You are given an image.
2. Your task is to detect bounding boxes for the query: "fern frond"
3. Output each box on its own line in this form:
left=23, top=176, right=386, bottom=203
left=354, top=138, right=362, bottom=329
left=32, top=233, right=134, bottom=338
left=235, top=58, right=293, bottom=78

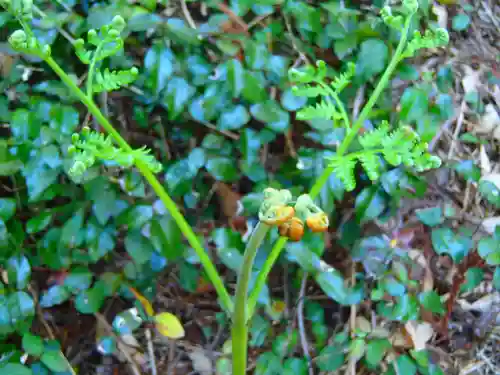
left=69, top=128, right=162, bottom=178
left=297, top=99, right=339, bottom=121
left=359, top=121, right=390, bottom=149
left=93, top=67, right=139, bottom=93
left=331, top=63, right=355, bottom=93
left=291, top=84, right=329, bottom=98
left=328, top=156, right=357, bottom=192
left=359, top=153, right=380, bottom=181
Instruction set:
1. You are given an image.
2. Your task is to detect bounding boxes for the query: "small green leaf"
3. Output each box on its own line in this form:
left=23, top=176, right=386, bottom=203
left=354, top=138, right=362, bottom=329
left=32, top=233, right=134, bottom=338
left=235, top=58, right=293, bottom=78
left=22, top=332, right=44, bottom=357
left=283, top=358, right=308, bottom=375
left=461, top=268, right=484, bottom=292
left=218, top=105, right=250, bottom=131
left=356, top=39, right=388, bottom=81
left=317, top=345, right=345, bottom=371
left=365, top=339, right=391, bottom=367
left=452, top=13, right=470, bottom=31
left=254, top=352, right=283, bottom=375
left=0, top=198, right=16, bottom=221
left=478, top=237, right=500, bottom=265
left=493, top=267, right=500, bottom=290
left=454, top=160, right=481, bottom=182
left=419, top=290, right=445, bottom=315
left=415, top=207, right=444, bottom=227
left=206, top=157, right=239, bottom=182
left=63, top=267, right=93, bottom=294
left=0, top=364, right=33, bottom=375
left=395, top=355, right=417, bottom=375
left=40, top=351, right=69, bottom=372
left=113, top=308, right=143, bottom=335
left=40, top=286, right=71, bottom=308
left=281, top=88, right=307, bottom=111
left=7, top=255, right=31, bottom=290
left=166, top=18, right=201, bottom=45
left=349, top=338, right=366, bottom=362
left=431, top=227, right=472, bottom=263
left=250, top=101, right=290, bottom=133
left=26, top=212, right=52, bottom=234
left=227, top=59, right=244, bottom=98
left=124, top=231, right=155, bottom=265
left=75, top=282, right=106, bottom=314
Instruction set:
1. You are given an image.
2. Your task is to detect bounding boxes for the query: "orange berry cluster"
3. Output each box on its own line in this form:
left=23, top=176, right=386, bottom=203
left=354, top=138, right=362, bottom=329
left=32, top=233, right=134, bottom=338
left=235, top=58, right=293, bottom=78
left=258, top=188, right=329, bottom=242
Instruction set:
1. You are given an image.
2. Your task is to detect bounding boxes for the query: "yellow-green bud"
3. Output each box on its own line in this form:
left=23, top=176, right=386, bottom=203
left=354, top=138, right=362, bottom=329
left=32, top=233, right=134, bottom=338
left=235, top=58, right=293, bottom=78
left=82, top=126, right=90, bottom=137
left=107, top=29, right=120, bottom=39
left=8, top=29, right=27, bottom=50
left=68, top=145, right=76, bottom=155
left=111, top=15, right=126, bottom=33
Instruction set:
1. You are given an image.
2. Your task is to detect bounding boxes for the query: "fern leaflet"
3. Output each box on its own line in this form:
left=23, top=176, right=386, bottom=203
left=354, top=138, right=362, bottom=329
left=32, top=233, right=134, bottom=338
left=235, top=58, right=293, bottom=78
left=93, top=67, right=139, bottom=93
left=297, top=99, right=339, bottom=121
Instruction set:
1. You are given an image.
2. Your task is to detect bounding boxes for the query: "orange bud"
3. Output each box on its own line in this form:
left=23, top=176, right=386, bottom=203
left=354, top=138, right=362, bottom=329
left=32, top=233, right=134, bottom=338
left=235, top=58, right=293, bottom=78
left=306, top=212, right=329, bottom=232
left=278, top=217, right=304, bottom=241
left=261, top=205, right=295, bottom=226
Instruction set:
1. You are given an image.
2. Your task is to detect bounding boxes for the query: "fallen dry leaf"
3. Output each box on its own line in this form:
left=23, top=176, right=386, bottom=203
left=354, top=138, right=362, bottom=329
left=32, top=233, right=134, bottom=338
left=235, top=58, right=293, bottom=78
left=188, top=349, right=213, bottom=375
left=476, top=104, right=500, bottom=140
left=432, top=3, right=448, bottom=29
left=404, top=321, right=434, bottom=351
left=461, top=66, right=483, bottom=94
left=481, top=217, right=500, bottom=234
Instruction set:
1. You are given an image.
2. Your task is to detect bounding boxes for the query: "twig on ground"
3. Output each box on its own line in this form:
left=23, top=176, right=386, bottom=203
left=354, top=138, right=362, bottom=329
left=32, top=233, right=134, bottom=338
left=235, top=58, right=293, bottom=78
left=181, top=0, right=197, bottom=29
left=447, top=100, right=467, bottom=160
left=146, top=328, right=157, bottom=375
left=348, top=264, right=357, bottom=375
left=429, top=112, right=458, bottom=152
left=481, top=1, right=500, bottom=33
left=298, top=273, right=314, bottom=375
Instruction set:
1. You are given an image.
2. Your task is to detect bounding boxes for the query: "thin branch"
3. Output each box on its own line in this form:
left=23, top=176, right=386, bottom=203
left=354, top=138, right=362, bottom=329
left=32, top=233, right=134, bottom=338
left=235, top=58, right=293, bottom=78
left=447, top=100, right=466, bottom=160
left=181, top=0, right=197, bottom=29
left=298, top=273, right=314, bottom=375
left=146, top=328, right=157, bottom=375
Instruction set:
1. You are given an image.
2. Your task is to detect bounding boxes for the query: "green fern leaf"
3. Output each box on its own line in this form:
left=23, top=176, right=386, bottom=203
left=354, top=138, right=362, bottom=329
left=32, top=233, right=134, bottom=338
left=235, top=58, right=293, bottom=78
left=359, top=121, right=390, bottom=149
left=92, top=67, right=139, bottom=93
left=291, top=84, right=329, bottom=98
left=297, top=99, right=338, bottom=121
left=331, top=62, right=355, bottom=93
left=359, top=153, right=380, bottom=181
left=329, top=156, right=357, bottom=191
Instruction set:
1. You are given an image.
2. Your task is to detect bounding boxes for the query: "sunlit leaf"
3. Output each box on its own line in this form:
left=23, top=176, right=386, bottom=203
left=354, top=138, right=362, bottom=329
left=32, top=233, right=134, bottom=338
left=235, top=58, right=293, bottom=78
left=155, top=312, right=185, bottom=339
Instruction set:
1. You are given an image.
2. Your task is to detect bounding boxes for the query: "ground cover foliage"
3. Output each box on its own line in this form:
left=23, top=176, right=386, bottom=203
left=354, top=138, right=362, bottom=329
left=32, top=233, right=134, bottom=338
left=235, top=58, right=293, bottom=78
left=0, top=0, right=499, bottom=374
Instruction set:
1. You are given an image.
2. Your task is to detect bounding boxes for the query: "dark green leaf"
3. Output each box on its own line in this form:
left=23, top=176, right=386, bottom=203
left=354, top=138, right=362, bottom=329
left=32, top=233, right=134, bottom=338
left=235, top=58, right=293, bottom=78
left=40, top=351, right=69, bottom=372
left=478, top=237, right=500, bottom=265
left=415, top=207, right=444, bottom=227
left=26, top=212, right=52, bottom=234
left=218, top=105, right=250, bottom=131
left=493, top=267, right=500, bottom=290
left=400, top=87, right=429, bottom=123
left=163, top=77, right=195, bottom=120
left=365, top=339, right=391, bottom=367
left=281, top=88, right=307, bottom=111
left=396, top=355, right=417, bottom=375
left=124, top=231, right=155, bottom=265
left=112, top=308, right=143, bottom=335
left=227, top=59, right=244, bottom=98
left=254, top=352, right=283, bottom=375
left=75, top=282, right=106, bottom=314
left=317, top=345, right=345, bottom=371
left=283, top=358, right=308, bottom=375
left=166, top=18, right=201, bottom=45
left=454, top=160, right=481, bottom=182
left=431, top=227, right=472, bottom=263
left=0, top=198, right=16, bottom=221
left=150, top=216, right=183, bottom=260
left=63, top=267, right=93, bottom=294
left=461, top=268, right=484, bottom=292
left=356, top=39, right=388, bottom=81
left=206, top=157, right=239, bottom=181
left=0, top=364, right=33, bottom=375
left=419, top=290, right=445, bottom=315
left=7, top=255, right=31, bottom=290
left=22, top=333, right=44, bottom=357
left=250, top=101, right=290, bottom=133
left=40, top=286, right=71, bottom=308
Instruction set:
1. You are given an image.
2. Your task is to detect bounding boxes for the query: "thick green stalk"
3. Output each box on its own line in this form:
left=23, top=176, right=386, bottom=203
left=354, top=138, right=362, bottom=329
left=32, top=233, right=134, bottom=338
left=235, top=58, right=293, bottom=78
left=232, top=222, right=270, bottom=375
left=247, top=15, right=413, bottom=309
left=44, top=56, right=234, bottom=314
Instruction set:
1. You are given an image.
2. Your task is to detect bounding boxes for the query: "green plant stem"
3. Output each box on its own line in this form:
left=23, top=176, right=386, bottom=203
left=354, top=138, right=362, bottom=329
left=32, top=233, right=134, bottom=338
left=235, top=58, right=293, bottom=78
left=247, top=15, right=413, bottom=310
left=232, top=222, right=270, bottom=375
left=247, top=236, right=287, bottom=317
left=44, top=56, right=233, bottom=314
left=86, top=42, right=103, bottom=98
left=318, top=82, right=351, bottom=129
